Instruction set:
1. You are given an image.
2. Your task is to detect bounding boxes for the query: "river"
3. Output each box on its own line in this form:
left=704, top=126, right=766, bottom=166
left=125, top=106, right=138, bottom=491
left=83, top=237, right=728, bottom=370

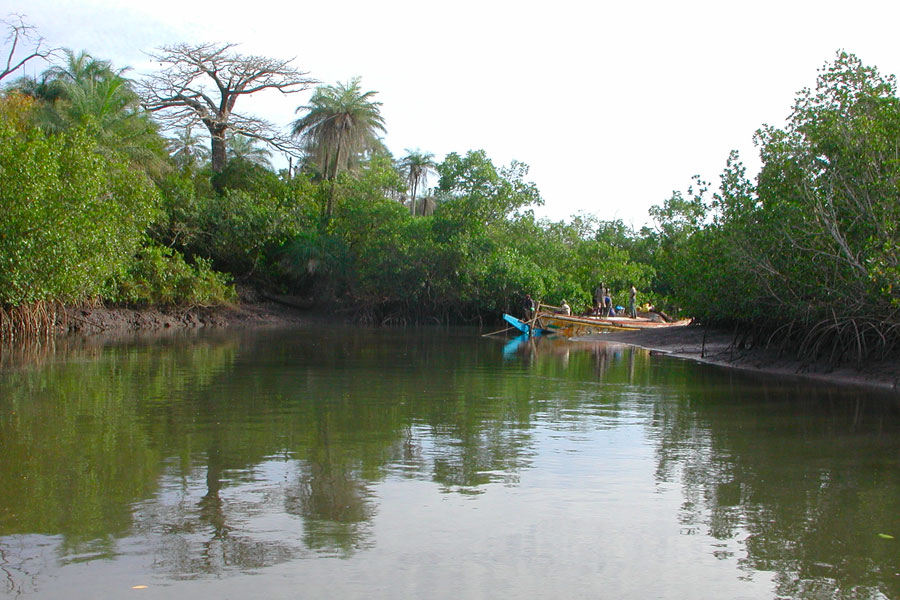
left=1, top=325, right=898, bottom=599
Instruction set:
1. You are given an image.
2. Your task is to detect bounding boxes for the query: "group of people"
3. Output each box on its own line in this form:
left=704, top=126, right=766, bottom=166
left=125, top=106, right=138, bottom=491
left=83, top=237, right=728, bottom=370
left=595, top=284, right=614, bottom=317
left=595, top=283, right=638, bottom=319
left=523, top=284, right=638, bottom=320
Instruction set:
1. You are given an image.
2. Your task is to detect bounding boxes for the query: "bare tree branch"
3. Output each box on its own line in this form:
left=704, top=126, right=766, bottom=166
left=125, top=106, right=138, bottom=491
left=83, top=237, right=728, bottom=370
left=138, top=42, right=317, bottom=172
left=1, top=14, right=60, bottom=83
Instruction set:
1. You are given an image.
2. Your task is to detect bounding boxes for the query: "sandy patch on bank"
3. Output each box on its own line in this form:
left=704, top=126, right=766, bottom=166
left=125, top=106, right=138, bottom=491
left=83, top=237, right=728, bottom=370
left=575, top=323, right=900, bottom=392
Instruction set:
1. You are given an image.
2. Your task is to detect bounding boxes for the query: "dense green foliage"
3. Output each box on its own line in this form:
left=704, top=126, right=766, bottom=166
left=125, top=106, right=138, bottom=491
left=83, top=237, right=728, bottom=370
left=113, top=241, right=235, bottom=306
left=649, top=52, right=900, bottom=361
left=0, top=106, right=159, bottom=305
left=14, top=50, right=169, bottom=176
left=2, top=32, right=899, bottom=363
left=0, top=92, right=232, bottom=328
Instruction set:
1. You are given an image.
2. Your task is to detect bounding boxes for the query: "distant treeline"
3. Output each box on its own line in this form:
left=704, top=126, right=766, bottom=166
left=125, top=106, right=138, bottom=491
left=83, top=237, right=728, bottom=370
left=0, top=23, right=897, bottom=364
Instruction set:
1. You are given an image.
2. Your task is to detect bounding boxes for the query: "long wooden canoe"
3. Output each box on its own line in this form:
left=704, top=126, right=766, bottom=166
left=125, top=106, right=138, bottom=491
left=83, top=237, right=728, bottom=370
left=534, top=310, right=684, bottom=337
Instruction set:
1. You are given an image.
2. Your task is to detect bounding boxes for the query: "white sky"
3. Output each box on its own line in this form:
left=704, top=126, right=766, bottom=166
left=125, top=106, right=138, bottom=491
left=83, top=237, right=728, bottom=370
left=8, top=0, right=900, bottom=227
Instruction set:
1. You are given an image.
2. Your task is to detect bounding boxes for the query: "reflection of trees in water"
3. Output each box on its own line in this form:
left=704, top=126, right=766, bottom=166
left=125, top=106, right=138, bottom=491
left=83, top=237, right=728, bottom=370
left=128, top=447, right=375, bottom=576
left=10, top=327, right=830, bottom=589
left=278, top=410, right=376, bottom=555
left=0, top=334, right=251, bottom=588
left=1, top=538, right=41, bottom=597
left=0, top=344, right=169, bottom=546
left=285, top=460, right=374, bottom=555
left=129, top=458, right=298, bottom=579
left=429, top=427, right=532, bottom=491
left=649, top=372, right=900, bottom=599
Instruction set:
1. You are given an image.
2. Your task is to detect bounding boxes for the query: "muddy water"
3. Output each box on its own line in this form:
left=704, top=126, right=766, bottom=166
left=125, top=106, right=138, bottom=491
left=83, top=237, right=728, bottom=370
left=1, top=326, right=898, bottom=599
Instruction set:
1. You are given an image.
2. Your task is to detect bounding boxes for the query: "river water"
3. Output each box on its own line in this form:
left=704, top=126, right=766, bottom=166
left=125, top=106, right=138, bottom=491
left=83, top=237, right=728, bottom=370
left=1, top=325, right=899, bottom=599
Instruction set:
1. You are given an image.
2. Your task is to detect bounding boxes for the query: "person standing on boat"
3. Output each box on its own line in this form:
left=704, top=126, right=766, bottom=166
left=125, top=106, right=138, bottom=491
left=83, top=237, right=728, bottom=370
left=560, top=299, right=571, bottom=316
left=628, top=285, right=637, bottom=318
left=603, top=292, right=612, bottom=317
left=523, top=294, right=536, bottom=321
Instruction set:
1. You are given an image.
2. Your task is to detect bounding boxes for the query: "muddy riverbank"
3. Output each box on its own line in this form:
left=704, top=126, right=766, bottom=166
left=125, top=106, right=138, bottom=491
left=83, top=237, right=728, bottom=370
left=575, top=324, right=900, bottom=392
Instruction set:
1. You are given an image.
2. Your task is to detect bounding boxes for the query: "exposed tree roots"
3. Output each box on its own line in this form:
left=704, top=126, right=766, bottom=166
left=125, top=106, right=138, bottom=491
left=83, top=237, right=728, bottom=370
left=723, top=314, right=900, bottom=370
left=0, top=301, right=65, bottom=343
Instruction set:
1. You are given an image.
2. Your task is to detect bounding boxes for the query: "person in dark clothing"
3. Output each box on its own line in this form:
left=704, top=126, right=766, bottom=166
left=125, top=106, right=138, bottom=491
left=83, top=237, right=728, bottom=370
left=523, top=294, right=535, bottom=321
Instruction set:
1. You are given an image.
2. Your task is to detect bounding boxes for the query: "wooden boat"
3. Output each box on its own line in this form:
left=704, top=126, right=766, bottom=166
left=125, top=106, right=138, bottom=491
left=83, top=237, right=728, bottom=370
left=533, top=309, right=681, bottom=337
left=493, top=306, right=687, bottom=341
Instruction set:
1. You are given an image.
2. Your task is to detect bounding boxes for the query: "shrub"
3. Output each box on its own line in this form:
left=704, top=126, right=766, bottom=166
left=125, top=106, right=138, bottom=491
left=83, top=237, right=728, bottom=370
left=0, top=119, right=160, bottom=306
left=112, top=241, right=235, bottom=306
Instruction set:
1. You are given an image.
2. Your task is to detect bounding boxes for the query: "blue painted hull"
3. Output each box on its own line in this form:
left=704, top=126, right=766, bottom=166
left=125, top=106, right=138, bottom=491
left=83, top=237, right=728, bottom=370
left=502, top=314, right=550, bottom=336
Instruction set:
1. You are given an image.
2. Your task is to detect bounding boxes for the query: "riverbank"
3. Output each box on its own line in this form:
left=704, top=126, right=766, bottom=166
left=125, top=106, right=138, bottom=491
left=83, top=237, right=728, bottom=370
left=56, top=298, right=899, bottom=392
left=59, top=290, right=313, bottom=335
left=575, top=324, right=900, bottom=392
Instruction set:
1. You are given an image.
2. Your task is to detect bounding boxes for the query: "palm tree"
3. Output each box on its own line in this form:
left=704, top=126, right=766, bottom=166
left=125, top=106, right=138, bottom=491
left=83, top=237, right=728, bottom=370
left=46, top=49, right=118, bottom=86
left=10, top=50, right=115, bottom=103
left=8, top=73, right=64, bottom=103
left=291, top=77, right=386, bottom=220
left=168, top=126, right=209, bottom=170
left=226, top=132, right=273, bottom=168
left=16, top=49, right=168, bottom=175
left=400, top=149, right=437, bottom=216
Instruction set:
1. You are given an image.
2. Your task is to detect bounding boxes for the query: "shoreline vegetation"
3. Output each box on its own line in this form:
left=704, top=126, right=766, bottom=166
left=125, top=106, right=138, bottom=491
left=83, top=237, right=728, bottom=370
left=2, top=20, right=899, bottom=385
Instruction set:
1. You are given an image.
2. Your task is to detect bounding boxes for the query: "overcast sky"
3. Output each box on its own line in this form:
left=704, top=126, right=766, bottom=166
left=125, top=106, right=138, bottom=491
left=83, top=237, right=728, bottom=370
left=8, top=0, right=900, bottom=227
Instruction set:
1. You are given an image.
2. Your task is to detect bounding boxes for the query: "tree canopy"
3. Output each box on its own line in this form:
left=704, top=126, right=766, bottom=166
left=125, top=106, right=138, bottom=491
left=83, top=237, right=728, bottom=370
left=292, top=77, right=386, bottom=179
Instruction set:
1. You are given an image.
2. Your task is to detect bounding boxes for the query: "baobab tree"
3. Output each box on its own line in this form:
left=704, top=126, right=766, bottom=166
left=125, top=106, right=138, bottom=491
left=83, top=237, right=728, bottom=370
left=139, top=42, right=317, bottom=173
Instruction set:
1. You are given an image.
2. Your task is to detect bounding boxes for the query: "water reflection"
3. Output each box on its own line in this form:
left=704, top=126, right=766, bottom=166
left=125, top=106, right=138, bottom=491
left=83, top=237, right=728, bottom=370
left=0, top=326, right=898, bottom=598
left=648, top=372, right=900, bottom=599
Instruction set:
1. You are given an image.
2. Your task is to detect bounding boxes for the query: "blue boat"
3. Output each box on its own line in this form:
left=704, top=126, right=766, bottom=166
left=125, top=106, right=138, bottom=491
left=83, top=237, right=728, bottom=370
left=502, top=314, right=551, bottom=336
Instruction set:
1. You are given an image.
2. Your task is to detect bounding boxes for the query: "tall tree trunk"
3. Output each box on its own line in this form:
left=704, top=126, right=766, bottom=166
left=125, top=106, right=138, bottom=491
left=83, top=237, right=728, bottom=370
left=325, top=185, right=335, bottom=223
left=210, top=127, right=228, bottom=173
